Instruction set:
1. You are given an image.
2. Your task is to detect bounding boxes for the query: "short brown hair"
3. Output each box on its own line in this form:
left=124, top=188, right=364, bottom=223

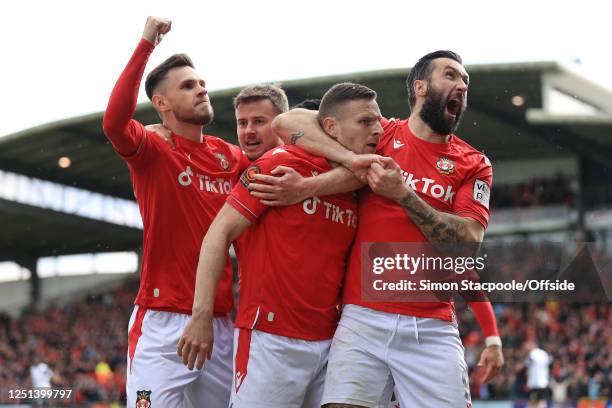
left=145, top=53, right=194, bottom=100
left=233, top=84, right=289, bottom=114
left=318, top=82, right=377, bottom=122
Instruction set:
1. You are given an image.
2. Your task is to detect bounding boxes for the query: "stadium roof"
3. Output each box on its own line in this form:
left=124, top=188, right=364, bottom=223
left=1, top=61, right=612, bottom=262
left=0, top=198, right=141, bottom=261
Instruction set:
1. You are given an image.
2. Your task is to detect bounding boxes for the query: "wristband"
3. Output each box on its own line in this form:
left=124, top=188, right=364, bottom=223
left=485, top=336, right=502, bottom=347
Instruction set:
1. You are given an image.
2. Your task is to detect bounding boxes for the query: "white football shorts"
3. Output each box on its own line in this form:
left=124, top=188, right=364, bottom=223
left=126, top=305, right=233, bottom=408
left=230, top=328, right=331, bottom=408
left=322, top=304, right=471, bottom=408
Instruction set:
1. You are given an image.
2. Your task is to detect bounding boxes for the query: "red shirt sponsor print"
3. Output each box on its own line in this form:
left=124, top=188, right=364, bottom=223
left=343, top=118, right=492, bottom=321
left=228, top=145, right=357, bottom=340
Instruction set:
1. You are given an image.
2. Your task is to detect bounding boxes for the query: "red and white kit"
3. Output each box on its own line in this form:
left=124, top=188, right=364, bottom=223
left=103, top=38, right=244, bottom=408
left=227, top=145, right=358, bottom=407
left=322, top=118, right=494, bottom=408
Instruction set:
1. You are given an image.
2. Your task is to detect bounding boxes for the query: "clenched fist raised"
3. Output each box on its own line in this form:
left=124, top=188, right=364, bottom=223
left=142, top=16, right=172, bottom=46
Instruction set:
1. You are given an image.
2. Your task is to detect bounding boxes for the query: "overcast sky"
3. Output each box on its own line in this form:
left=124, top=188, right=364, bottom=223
left=0, top=0, right=610, bottom=137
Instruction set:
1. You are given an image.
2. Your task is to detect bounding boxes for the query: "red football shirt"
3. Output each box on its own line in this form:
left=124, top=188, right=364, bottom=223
left=227, top=145, right=358, bottom=340
left=343, top=118, right=492, bottom=321
left=103, top=38, right=243, bottom=315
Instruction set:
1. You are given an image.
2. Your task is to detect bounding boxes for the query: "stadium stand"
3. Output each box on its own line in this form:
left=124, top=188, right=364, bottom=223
left=0, top=279, right=609, bottom=406
left=491, top=173, right=574, bottom=209
left=0, top=280, right=136, bottom=406
left=459, top=302, right=611, bottom=403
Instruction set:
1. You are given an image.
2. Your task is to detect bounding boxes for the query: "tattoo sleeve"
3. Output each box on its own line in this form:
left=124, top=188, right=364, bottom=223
left=398, top=189, right=474, bottom=247
left=290, top=130, right=304, bottom=145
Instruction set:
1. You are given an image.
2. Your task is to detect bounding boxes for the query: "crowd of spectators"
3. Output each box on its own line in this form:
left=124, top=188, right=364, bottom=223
left=459, top=302, right=611, bottom=403
left=0, top=277, right=610, bottom=406
left=0, top=281, right=136, bottom=406
left=491, top=174, right=574, bottom=209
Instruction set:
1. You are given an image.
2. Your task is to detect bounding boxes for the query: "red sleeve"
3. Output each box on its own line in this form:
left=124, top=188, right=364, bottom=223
left=452, top=155, right=492, bottom=229
left=468, top=301, right=499, bottom=338
left=102, top=38, right=155, bottom=157
left=228, top=143, right=250, bottom=172
left=226, top=148, right=300, bottom=222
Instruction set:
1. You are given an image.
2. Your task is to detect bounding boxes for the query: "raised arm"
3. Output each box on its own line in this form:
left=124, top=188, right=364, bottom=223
left=177, top=204, right=251, bottom=370
left=102, top=17, right=171, bottom=156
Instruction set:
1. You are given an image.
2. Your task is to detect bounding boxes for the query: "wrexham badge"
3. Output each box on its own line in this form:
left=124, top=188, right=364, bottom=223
left=215, top=153, right=230, bottom=170
left=136, top=390, right=152, bottom=408
left=436, top=157, right=455, bottom=175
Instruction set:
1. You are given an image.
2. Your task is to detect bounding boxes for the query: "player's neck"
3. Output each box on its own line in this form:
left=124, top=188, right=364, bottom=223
left=164, top=118, right=204, bottom=143
left=408, top=112, right=450, bottom=144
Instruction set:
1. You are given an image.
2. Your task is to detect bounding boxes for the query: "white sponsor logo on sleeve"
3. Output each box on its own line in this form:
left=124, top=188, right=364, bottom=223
left=473, top=179, right=490, bottom=209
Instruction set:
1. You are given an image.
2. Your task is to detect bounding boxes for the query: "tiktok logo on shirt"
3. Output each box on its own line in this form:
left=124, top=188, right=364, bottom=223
left=400, top=169, right=455, bottom=204
left=302, top=197, right=357, bottom=228
left=178, top=165, right=233, bottom=194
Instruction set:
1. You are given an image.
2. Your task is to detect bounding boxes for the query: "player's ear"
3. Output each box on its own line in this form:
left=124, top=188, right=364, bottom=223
left=414, top=79, right=427, bottom=98
left=152, top=94, right=170, bottom=113
left=322, top=117, right=338, bottom=140
left=412, top=79, right=427, bottom=97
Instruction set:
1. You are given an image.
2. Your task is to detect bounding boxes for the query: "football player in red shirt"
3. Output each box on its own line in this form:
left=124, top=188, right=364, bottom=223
left=266, top=51, right=503, bottom=408
left=178, top=83, right=382, bottom=408
left=103, top=17, right=244, bottom=408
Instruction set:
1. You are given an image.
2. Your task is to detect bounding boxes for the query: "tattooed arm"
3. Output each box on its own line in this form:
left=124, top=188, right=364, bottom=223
left=366, top=158, right=484, bottom=246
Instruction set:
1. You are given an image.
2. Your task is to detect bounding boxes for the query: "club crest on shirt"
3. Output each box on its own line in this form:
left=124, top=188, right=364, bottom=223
left=135, top=390, right=151, bottom=407
left=215, top=153, right=230, bottom=170
left=240, top=165, right=261, bottom=190
left=436, top=157, right=455, bottom=175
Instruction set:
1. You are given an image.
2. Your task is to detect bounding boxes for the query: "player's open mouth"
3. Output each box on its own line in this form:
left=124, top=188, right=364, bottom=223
left=363, top=142, right=378, bottom=153
left=445, top=98, right=462, bottom=119
left=245, top=140, right=261, bottom=148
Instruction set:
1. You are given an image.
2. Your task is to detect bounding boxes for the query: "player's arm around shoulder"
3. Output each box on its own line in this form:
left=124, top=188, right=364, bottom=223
left=179, top=203, right=251, bottom=370
left=244, top=146, right=356, bottom=206
left=248, top=121, right=380, bottom=205
left=271, top=109, right=365, bottom=171
left=250, top=163, right=365, bottom=206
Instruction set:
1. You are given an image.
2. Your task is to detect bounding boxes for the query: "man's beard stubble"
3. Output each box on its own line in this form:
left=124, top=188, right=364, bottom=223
left=419, top=85, right=463, bottom=136
left=175, top=105, right=214, bottom=127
